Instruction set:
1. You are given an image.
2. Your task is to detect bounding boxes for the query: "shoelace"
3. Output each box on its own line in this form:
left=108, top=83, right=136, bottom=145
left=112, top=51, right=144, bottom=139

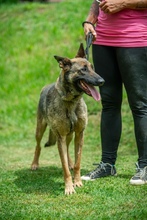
left=140, top=167, right=147, bottom=181
left=135, top=163, right=147, bottom=181
left=88, top=162, right=116, bottom=178
left=90, top=162, right=108, bottom=177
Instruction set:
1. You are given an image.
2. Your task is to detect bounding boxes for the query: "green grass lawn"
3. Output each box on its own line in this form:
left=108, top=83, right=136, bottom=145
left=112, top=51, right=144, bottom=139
left=0, top=1, right=147, bottom=219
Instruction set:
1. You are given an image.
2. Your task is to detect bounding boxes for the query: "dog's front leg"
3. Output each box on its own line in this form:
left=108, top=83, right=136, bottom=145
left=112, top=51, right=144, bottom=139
left=66, top=133, right=74, bottom=170
left=74, top=131, right=83, bottom=188
left=57, top=136, right=75, bottom=195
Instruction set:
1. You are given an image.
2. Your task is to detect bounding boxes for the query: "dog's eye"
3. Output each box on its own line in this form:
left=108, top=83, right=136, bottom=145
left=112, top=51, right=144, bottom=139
left=81, top=65, right=87, bottom=72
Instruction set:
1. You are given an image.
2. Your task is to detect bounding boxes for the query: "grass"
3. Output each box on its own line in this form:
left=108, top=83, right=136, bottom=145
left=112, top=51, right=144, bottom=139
left=0, top=1, right=147, bottom=219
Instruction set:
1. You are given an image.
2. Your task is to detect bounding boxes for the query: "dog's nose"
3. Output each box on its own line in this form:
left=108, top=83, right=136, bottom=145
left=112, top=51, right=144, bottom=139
left=99, top=78, right=105, bottom=86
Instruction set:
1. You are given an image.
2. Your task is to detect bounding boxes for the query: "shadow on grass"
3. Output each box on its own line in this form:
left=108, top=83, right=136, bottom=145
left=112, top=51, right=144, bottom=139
left=14, top=166, right=89, bottom=196
left=14, top=166, right=65, bottom=196
left=117, top=173, right=132, bottom=179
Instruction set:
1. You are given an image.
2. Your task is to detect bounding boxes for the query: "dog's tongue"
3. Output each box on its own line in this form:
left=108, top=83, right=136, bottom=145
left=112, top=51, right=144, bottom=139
left=87, top=85, right=101, bottom=101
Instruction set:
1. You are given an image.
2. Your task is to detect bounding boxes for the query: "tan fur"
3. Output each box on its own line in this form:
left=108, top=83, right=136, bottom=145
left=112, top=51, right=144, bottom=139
left=31, top=43, right=104, bottom=195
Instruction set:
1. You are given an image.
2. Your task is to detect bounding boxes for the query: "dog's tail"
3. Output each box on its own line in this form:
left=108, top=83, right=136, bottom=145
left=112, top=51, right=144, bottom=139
left=44, top=129, right=56, bottom=147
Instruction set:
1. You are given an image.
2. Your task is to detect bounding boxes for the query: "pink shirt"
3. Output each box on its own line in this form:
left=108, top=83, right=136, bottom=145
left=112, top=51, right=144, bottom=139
left=94, top=8, right=147, bottom=47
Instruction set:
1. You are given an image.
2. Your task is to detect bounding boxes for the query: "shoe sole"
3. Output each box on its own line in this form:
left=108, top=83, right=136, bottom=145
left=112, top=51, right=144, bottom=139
left=130, top=180, right=147, bottom=185
left=81, top=176, right=96, bottom=181
left=81, top=173, right=117, bottom=181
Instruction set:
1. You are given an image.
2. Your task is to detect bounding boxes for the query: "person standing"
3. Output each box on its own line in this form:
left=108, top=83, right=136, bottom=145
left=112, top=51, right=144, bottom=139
left=81, top=0, right=147, bottom=185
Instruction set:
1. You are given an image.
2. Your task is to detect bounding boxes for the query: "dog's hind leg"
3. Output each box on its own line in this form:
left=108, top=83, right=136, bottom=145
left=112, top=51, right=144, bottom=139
left=31, top=114, right=47, bottom=170
left=44, top=129, right=56, bottom=147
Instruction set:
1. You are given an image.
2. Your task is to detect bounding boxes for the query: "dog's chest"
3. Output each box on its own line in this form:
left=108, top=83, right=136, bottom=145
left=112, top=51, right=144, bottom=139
left=65, top=107, right=78, bottom=131
left=47, top=101, right=87, bottom=134
left=64, top=101, right=87, bottom=132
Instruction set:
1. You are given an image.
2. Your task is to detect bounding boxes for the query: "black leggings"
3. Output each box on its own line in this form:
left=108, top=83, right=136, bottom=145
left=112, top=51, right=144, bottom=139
left=92, top=45, right=147, bottom=168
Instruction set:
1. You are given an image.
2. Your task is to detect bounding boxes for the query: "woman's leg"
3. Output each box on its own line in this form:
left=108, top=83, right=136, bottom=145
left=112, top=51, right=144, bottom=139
left=117, top=47, right=147, bottom=168
left=81, top=45, right=122, bottom=180
left=92, top=45, right=123, bottom=165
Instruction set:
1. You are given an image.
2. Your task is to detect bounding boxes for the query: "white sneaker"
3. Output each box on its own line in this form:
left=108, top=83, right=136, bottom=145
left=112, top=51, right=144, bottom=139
left=130, top=163, right=147, bottom=185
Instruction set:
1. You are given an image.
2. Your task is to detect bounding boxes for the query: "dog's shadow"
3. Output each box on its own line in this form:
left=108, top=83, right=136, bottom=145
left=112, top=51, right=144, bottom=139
left=14, top=166, right=89, bottom=196
left=14, top=166, right=65, bottom=196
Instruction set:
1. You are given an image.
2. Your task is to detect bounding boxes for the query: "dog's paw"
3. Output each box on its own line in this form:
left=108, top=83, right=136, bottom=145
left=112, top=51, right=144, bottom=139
left=65, top=183, right=76, bottom=195
left=31, top=163, right=39, bottom=170
left=74, top=180, right=83, bottom=188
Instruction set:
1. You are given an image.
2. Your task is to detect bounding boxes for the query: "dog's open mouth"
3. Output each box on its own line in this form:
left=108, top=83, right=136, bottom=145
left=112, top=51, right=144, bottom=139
left=80, top=80, right=101, bottom=101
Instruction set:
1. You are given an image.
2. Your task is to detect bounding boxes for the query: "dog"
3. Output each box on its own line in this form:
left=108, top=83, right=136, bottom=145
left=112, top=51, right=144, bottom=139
left=31, top=43, right=104, bottom=195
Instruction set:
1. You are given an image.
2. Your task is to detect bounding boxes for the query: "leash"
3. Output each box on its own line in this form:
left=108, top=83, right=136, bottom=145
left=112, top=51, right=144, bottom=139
left=84, top=1, right=101, bottom=60
left=85, top=32, right=93, bottom=60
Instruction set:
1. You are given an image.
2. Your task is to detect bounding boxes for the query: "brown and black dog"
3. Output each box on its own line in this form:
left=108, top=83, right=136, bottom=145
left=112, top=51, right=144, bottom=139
left=31, top=43, right=104, bottom=195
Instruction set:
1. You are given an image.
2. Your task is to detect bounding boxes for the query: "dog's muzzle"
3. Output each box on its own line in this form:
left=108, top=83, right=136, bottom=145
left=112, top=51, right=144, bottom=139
left=98, top=78, right=105, bottom=87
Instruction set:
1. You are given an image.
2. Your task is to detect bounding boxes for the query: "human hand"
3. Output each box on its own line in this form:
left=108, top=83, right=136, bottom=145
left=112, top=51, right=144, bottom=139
left=83, top=23, right=97, bottom=41
left=99, top=0, right=126, bottom=14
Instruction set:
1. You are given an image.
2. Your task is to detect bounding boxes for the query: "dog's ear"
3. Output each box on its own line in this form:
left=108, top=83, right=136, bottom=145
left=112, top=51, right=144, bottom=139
left=54, top=56, right=72, bottom=71
left=75, top=43, right=86, bottom=58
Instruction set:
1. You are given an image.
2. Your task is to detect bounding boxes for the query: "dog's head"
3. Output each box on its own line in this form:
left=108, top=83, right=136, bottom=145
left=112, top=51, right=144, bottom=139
left=54, top=43, right=104, bottom=101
